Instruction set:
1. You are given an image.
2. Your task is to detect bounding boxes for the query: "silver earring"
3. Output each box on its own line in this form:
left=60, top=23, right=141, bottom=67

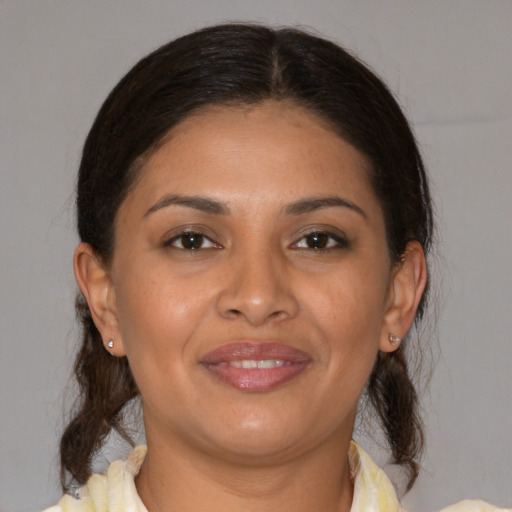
left=107, top=338, right=114, bottom=349
left=388, top=333, right=401, bottom=346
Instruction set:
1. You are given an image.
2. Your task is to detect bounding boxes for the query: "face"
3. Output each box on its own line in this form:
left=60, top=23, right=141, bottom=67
left=93, top=102, right=404, bottom=463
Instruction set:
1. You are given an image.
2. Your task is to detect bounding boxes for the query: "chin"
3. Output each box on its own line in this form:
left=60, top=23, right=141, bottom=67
left=197, top=412, right=319, bottom=464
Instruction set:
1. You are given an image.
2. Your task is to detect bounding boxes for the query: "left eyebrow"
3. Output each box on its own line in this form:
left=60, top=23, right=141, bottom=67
left=284, top=196, right=367, bottom=218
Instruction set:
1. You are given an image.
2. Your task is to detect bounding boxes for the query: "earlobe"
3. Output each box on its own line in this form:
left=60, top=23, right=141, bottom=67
left=380, top=241, right=428, bottom=352
left=73, top=243, right=126, bottom=357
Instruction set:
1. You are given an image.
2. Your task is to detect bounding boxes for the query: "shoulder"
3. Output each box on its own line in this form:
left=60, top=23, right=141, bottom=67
left=350, top=442, right=510, bottom=512
left=41, top=446, right=147, bottom=512
left=439, top=500, right=511, bottom=512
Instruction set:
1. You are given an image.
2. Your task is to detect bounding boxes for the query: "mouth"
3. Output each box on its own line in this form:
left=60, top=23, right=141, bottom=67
left=200, top=342, right=312, bottom=392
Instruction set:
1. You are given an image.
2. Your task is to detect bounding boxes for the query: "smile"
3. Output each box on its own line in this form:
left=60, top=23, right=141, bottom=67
left=200, top=342, right=311, bottom=392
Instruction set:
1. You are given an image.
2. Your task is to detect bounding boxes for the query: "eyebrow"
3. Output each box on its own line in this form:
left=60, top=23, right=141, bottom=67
left=144, top=194, right=229, bottom=217
left=144, top=193, right=366, bottom=219
left=285, top=196, right=366, bottom=218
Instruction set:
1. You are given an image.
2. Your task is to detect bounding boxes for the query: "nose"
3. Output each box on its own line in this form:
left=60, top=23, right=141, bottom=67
left=216, top=246, right=299, bottom=327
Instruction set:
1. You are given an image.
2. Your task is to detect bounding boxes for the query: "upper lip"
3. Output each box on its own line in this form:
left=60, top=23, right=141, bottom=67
left=200, top=342, right=312, bottom=364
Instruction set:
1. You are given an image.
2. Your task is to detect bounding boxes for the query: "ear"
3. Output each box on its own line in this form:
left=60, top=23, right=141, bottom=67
left=379, top=241, right=428, bottom=353
left=73, top=242, right=126, bottom=357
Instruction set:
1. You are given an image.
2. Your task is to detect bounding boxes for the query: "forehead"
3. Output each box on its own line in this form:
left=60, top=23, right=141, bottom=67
left=121, top=101, right=380, bottom=218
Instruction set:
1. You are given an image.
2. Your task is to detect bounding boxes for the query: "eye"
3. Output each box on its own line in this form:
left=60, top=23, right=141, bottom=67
left=292, top=231, right=348, bottom=250
left=165, top=231, right=219, bottom=250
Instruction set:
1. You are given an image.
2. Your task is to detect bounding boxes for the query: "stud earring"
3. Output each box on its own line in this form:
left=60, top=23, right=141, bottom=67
left=388, top=333, right=401, bottom=346
left=107, top=338, right=114, bottom=349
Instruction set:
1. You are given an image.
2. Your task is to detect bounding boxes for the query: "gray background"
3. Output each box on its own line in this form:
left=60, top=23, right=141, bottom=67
left=1, top=1, right=511, bottom=511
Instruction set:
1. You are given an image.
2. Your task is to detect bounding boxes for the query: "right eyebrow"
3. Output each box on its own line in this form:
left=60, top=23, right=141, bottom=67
left=143, top=194, right=229, bottom=218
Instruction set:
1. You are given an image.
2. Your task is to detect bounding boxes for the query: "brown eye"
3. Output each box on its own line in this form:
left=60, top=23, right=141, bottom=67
left=305, top=232, right=329, bottom=249
left=293, top=231, right=348, bottom=250
left=166, top=231, right=217, bottom=250
left=181, top=232, right=204, bottom=249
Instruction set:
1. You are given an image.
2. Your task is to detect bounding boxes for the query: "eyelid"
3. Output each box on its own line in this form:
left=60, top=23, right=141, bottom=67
left=163, top=228, right=222, bottom=250
left=290, top=228, right=349, bottom=250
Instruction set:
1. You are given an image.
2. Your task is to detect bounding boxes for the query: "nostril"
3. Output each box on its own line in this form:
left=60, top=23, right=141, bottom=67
left=216, top=269, right=299, bottom=325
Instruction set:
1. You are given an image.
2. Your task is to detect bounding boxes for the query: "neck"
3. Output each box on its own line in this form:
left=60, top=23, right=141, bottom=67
left=136, top=429, right=354, bottom=512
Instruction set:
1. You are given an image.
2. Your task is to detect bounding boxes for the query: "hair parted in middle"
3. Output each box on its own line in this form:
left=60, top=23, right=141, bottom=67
left=61, top=23, right=433, bottom=493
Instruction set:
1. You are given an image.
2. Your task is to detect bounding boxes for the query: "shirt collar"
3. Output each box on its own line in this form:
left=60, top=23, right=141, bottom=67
left=80, top=442, right=401, bottom=512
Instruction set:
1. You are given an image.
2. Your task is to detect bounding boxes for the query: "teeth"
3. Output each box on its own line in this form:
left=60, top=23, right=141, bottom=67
left=257, top=359, right=285, bottom=369
left=228, top=359, right=285, bottom=369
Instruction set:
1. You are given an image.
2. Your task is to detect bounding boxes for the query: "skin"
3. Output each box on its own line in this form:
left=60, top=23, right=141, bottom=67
left=75, top=101, right=427, bottom=512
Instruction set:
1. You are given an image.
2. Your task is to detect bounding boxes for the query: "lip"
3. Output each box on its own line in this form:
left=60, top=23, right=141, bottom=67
left=200, top=342, right=312, bottom=392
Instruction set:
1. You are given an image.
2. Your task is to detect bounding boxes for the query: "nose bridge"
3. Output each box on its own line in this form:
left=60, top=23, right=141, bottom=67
left=217, top=239, right=298, bottom=325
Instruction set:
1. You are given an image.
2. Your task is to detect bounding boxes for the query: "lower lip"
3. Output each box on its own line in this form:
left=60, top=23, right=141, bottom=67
left=201, top=361, right=310, bottom=392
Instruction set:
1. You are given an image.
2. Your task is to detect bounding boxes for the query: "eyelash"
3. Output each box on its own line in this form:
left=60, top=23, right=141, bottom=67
left=163, top=231, right=220, bottom=250
left=291, top=231, right=349, bottom=251
left=163, top=229, right=348, bottom=252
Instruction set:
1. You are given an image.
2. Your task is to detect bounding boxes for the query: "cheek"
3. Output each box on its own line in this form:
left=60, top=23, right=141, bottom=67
left=304, top=264, right=389, bottom=387
left=112, top=272, right=205, bottom=416
left=307, top=264, right=389, bottom=336
left=112, top=261, right=211, bottom=363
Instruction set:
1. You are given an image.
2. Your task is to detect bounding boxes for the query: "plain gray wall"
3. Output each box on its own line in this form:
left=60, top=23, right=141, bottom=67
left=1, top=1, right=511, bottom=511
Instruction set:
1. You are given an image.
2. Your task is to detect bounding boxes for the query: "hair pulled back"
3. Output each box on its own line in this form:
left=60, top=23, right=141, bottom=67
left=62, top=23, right=433, bottom=492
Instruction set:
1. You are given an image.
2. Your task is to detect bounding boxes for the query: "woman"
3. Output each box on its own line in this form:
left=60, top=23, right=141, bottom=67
left=44, top=24, right=507, bottom=512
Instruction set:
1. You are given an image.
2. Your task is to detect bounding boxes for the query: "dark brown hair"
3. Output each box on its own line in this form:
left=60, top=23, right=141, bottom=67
left=61, top=23, right=433, bottom=492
